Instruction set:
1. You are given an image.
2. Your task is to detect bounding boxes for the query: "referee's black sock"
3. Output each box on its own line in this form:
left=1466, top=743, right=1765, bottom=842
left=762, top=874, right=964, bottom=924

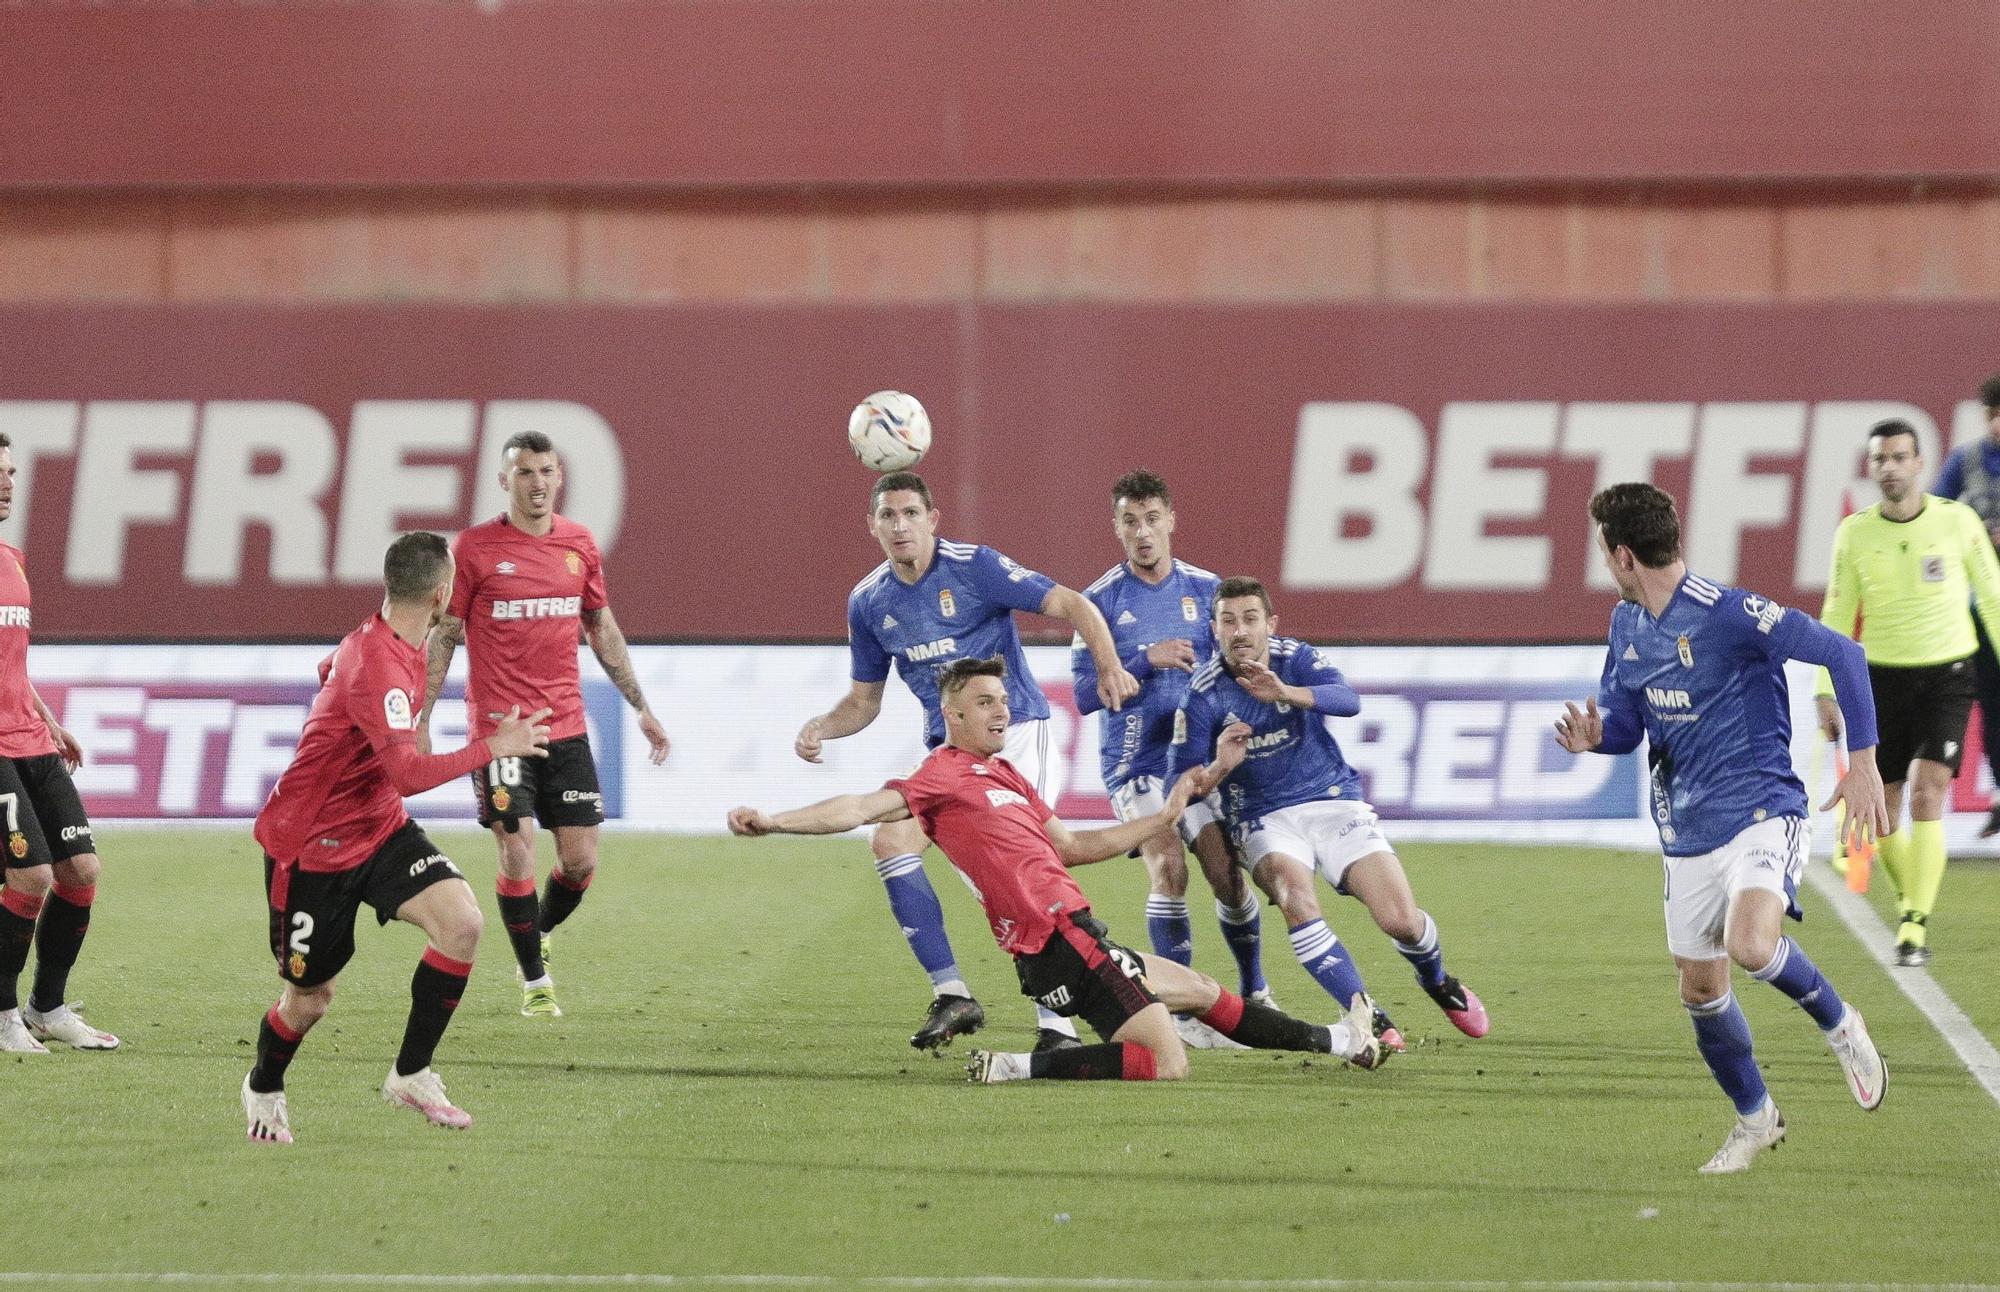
left=29, top=882, right=94, bottom=1013
left=0, top=887, right=44, bottom=1013
left=395, top=947, right=471, bottom=1077
left=1029, top=1042, right=1157, bottom=1080
left=495, top=875, right=544, bottom=979
left=539, top=866, right=590, bottom=934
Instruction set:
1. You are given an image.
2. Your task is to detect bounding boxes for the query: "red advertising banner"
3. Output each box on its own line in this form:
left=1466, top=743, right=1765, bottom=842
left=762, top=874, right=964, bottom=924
left=2, top=2, right=1994, bottom=189
left=3, top=301, right=1998, bottom=644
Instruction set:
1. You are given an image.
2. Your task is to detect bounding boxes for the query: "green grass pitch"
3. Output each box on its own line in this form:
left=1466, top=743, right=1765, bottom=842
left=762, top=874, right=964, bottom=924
left=7, top=830, right=1999, bottom=1290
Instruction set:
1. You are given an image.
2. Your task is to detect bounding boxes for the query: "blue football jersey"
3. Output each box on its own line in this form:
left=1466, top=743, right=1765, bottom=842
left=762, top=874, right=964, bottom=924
left=1072, top=559, right=1220, bottom=792
left=1597, top=572, right=1812, bottom=857
left=847, top=539, right=1056, bottom=748
left=1169, top=635, right=1364, bottom=830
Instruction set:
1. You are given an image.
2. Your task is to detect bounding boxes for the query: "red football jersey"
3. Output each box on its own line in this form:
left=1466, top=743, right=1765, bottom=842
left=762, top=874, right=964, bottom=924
left=449, top=514, right=608, bottom=742
left=887, top=746, right=1088, bottom=956
left=256, top=615, right=487, bottom=872
left=0, top=543, right=55, bottom=759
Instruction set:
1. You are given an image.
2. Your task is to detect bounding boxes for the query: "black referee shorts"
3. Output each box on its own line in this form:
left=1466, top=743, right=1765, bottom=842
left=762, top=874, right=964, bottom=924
left=1869, top=655, right=1978, bottom=780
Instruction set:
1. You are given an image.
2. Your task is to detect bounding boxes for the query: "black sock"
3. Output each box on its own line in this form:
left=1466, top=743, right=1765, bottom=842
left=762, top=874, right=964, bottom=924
left=396, top=949, right=471, bottom=1077
left=248, top=1005, right=306, bottom=1093
left=538, top=868, right=589, bottom=934
left=1200, top=990, right=1326, bottom=1052
left=495, top=882, right=544, bottom=979
left=29, top=885, right=93, bottom=1013
left=1028, top=1041, right=1152, bottom=1080
left=0, top=894, right=42, bottom=1013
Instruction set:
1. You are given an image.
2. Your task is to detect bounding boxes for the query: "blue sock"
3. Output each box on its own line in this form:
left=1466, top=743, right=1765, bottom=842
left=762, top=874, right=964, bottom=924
left=1288, top=920, right=1368, bottom=1007
left=1686, top=991, right=1769, bottom=1116
left=1216, top=895, right=1268, bottom=996
left=875, top=853, right=960, bottom=987
left=1749, top=936, right=1846, bottom=1031
left=1392, top=910, right=1446, bottom=989
left=1145, top=896, right=1194, bottom=967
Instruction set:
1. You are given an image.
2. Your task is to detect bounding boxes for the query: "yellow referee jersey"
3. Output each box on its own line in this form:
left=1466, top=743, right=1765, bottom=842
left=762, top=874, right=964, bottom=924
left=1816, top=494, right=2000, bottom=694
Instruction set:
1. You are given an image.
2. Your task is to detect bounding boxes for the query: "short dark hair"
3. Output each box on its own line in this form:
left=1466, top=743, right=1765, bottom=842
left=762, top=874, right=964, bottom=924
left=1867, top=418, right=1921, bottom=453
left=938, top=655, right=1006, bottom=699
left=383, top=532, right=452, bottom=603
left=0, top=432, right=10, bottom=450
left=502, top=431, right=555, bottom=459
left=1589, top=482, right=1681, bottom=568
left=1213, top=575, right=1272, bottom=616
left=870, top=470, right=934, bottom=511
left=1980, top=372, right=2000, bottom=410
left=1112, top=468, right=1172, bottom=510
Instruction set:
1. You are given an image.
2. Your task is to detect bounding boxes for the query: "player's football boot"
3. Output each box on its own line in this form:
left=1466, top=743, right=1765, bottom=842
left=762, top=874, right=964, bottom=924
left=1341, top=994, right=1390, bottom=1071
left=1895, top=915, right=1932, bottom=967
left=1982, top=801, right=2000, bottom=840
left=23, top=1002, right=120, bottom=1050
left=1825, top=1005, right=1887, bottom=1111
left=382, top=1066, right=473, bottom=1129
left=1698, top=1101, right=1785, bottom=1174
left=242, top=1072, right=294, bottom=1145
left=1895, top=941, right=1933, bottom=967
left=1032, top=1027, right=1083, bottom=1053
left=1174, top=1014, right=1247, bottom=1051
left=0, top=1008, right=49, bottom=1054
left=521, top=981, right=563, bottom=1018
left=964, top=1050, right=1030, bottom=1083
left=909, top=993, right=985, bottom=1051
left=539, top=932, right=553, bottom=969
left=1247, top=987, right=1281, bottom=1011
left=1421, top=974, right=1490, bottom=1038
left=1373, top=1008, right=1407, bottom=1053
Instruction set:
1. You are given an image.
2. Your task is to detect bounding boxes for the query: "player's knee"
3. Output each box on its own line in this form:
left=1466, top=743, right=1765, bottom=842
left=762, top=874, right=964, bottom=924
left=286, top=983, right=334, bottom=1026
left=554, top=840, right=598, bottom=881
left=1374, top=901, right=1423, bottom=943
left=1909, top=781, right=1949, bottom=819
left=53, top=852, right=99, bottom=888
left=1146, top=851, right=1189, bottom=898
left=5, top=864, right=53, bottom=900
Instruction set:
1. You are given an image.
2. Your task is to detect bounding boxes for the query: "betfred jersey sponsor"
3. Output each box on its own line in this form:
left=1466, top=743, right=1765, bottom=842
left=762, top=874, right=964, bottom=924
left=886, top=745, right=1087, bottom=956
left=450, top=514, right=607, bottom=743
left=0, top=542, right=55, bottom=758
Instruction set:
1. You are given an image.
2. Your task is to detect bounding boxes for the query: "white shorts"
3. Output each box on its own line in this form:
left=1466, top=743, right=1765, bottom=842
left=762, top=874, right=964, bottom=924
left=1242, top=799, right=1392, bottom=889
left=1108, top=775, right=1221, bottom=845
left=1663, top=815, right=1808, bottom=960
left=1001, top=719, right=1052, bottom=800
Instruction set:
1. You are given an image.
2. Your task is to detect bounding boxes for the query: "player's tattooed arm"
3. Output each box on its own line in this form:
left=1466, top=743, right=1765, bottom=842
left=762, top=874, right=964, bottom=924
left=728, top=786, right=912, bottom=836
left=584, top=606, right=670, bottom=764
left=417, top=614, right=466, bottom=750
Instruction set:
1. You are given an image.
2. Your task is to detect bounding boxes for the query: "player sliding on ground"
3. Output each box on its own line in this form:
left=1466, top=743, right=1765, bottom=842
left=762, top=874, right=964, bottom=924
left=1556, top=483, right=1890, bottom=1175
left=732, top=655, right=1385, bottom=1081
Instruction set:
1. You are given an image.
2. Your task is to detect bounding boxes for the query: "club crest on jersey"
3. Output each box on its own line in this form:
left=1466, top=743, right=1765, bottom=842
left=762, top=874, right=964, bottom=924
left=491, top=787, right=512, bottom=813
left=1676, top=634, right=1693, bottom=668
left=564, top=551, right=583, bottom=577
left=939, top=587, right=957, bottom=618
left=6, top=832, right=25, bottom=860
left=288, top=952, right=307, bottom=980
left=1181, top=596, right=1198, bottom=622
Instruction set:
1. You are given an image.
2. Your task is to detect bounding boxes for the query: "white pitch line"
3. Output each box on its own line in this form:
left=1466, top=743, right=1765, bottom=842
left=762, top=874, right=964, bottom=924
left=4, top=1278, right=2000, bottom=1291
left=1805, top=864, right=2000, bottom=1107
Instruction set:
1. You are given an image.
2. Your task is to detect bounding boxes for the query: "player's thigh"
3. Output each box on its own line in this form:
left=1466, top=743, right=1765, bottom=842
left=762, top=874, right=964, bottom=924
left=472, top=748, right=541, bottom=838
left=1136, top=952, right=1221, bottom=1014
left=1662, top=849, right=1731, bottom=962
left=1248, top=850, right=1320, bottom=920
left=266, top=858, right=362, bottom=990
left=1250, top=801, right=1390, bottom=893
left=1188, top=819, right=1248, bottom=904
left=1112, top=778, right=1188, bottom=894
left=532, top=736, right=606, bottom=831
left=360, top=824, right=478, bottom=946
left=0, top=756, right=56, bottom=875
left=12, top=753, right=95, bottom=870
left=1000, top=719, right=1054, bottom=800
left=1719, top=817, right=1808, bottom=963
left=1014, top=915, right=1162, bottom=1043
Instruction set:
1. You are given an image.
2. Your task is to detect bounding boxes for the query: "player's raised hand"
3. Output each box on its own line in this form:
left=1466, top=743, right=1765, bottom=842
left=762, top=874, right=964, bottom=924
left=1146, top=639, right=1198, bottom=672
left=794, top=717, right=825, bottom=764
left=488, top=706, right=553, bottom=759
left=639, top=711, right=671, bottom=765
left=1235, top=659, right=1286, bottom=703
left=727, top=807, right=776, bottom=837
left=1822, top=748, right=1891, bottom=850
left=1213, top=720, right=1253, bottom=774
left=1162, top=768, right=1203, bottom=820
left=1553, top=698, right=1603, bottom=753
left=1814, top=696, right=1844, bottom=743
left=1097, top=663, right=1141, bottom=713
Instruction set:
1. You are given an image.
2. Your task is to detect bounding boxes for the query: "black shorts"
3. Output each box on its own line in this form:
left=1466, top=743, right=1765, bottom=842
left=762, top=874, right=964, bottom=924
left=1013, top=910, right=1160, bottom=1042
left=1870, top=656, right=1978, bottom=779
left=470, top=734, right=604, bottom=831
left=0, top=753, right=95, bottom=870
left=265, top=821, right=465, bottom=988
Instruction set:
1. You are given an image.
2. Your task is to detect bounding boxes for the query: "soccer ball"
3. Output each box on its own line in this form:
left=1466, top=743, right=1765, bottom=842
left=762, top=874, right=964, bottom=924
left=847, top=391, right=931, bottom=473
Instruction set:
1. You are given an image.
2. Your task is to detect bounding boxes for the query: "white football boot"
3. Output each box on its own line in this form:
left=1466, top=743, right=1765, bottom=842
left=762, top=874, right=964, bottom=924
left=23, top=1002, right=119, bottom=1050
left=1699, top=1099, right=1786, bottom=1175
left=1825, top=1005, right=1887, bottom=1111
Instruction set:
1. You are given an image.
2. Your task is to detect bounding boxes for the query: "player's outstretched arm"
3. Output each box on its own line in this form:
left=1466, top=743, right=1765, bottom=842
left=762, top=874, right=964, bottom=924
left=378, top=706, right=552, bottom=797
left=1045, top=770, right=1199, bottom=867
left=728, top=786, right=911, bottom=837
left=795, top=680, right=886, bottom=763
left=583, top=605, right=670, bottom=765
left=1040, top=585, right=1139, bottom=712
left=415, top=613, right=465, bottom=755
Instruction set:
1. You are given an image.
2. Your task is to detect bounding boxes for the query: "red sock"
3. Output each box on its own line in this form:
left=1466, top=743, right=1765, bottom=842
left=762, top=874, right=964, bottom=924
left=1120, top=1043, right=1158, bottom=1081
left=1198, top=988, right=1246, bottom=1036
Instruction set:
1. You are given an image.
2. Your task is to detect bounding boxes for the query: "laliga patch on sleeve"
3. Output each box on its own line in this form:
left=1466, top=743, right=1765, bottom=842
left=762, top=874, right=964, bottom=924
left=384, top=688, right=415, bottom=730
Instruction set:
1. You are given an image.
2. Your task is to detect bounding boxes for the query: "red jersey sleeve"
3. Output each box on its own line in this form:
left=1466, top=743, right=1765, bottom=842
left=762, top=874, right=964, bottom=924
left=447, top=531, right=479, bottom=621
left=582, top=535, right=609, bottom=612
left=339, top=636, right=493, bottom=796
left=884, top=756, right=946, bottom=818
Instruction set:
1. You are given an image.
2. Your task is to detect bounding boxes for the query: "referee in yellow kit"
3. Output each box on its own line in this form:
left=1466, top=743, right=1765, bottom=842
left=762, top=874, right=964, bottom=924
left=1817, top=418, right=2000, bottom=966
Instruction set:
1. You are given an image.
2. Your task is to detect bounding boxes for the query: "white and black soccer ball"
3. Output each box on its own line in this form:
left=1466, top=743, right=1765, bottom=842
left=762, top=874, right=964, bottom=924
left=847, top=390, right=931, bottom=473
